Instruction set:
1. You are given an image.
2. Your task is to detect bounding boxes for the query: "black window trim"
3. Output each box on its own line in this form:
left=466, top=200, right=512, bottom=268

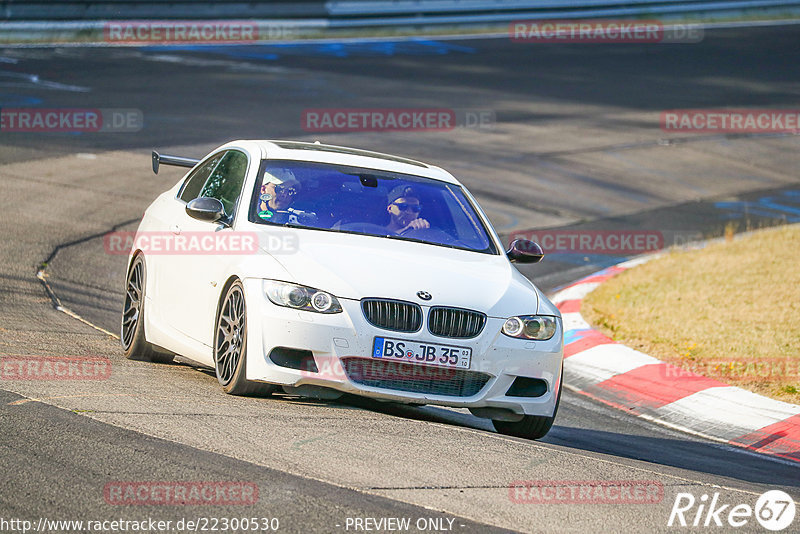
left=176, top=148, right=252, bottom=225
left=176, top=149, right=227, bottom=203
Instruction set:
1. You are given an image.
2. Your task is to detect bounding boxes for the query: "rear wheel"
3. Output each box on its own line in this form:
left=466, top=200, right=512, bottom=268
left=214, top=280, right=275, bottom=396
left=121, top=255, right=174, bottom=364
left=492, top=371, right=562, bottom=440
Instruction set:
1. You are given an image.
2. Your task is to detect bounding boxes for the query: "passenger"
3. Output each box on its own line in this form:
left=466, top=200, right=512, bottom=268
left=386, top=185, right=430, bottom=235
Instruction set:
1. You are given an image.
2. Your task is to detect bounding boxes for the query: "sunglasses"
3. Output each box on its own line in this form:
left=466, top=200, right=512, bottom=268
left=275, top=185, right=298, bottom=196
left=393, top=202, right=422, bottom=213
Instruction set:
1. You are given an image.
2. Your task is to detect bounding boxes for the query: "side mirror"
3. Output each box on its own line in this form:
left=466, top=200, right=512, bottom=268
left=506, top=239, right=544, bottom=264
left=186, top=197, right=226, bottom=223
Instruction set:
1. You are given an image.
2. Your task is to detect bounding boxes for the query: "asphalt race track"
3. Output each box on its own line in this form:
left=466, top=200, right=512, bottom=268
left=1, top=24, right=800, bottom=533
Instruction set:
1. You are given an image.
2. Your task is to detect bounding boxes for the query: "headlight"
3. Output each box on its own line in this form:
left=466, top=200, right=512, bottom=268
left=263, top=280, right=342, bottom=314
left=501, top=315, right=558, bottom=340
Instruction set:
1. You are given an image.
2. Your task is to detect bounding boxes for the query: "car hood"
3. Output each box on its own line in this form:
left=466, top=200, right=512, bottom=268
left=265, top=229, right=540, bottom=317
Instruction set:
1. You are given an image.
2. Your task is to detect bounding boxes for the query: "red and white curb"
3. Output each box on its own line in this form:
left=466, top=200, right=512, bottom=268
left=552, top=256, right=800, bottom=464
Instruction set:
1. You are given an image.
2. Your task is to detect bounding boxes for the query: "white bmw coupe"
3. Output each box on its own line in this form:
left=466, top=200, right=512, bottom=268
left=122, top=140, right=563, bottom=439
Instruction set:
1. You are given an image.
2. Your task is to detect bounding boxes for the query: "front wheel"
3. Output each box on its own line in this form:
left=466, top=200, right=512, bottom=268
left=492, top=371, right=562, bottom=440
left=214, top=280, right=275, bottom=396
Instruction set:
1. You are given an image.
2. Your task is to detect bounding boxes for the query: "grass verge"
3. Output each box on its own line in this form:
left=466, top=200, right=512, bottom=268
left=582, top=224, right=800, bottom=404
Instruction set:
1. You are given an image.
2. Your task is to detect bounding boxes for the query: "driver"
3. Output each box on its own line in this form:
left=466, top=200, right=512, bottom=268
left=257, top=169, right=313, bottom=225
left=386, top=185, right=430, bottom=234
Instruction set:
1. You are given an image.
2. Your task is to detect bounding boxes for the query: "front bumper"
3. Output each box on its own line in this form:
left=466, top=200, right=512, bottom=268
left=243, top=278, right=563, bottom=417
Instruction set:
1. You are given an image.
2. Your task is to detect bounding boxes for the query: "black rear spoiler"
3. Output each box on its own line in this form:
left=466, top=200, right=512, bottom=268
left=152, top=150, right=200, bottom=174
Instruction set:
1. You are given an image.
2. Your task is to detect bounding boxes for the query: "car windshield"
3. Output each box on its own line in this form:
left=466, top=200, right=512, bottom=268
left=248, top=160, right=497, bottom=254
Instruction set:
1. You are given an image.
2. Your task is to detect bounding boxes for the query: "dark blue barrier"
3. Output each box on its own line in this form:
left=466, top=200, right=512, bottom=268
left=2, top=0, right=799, bottom=22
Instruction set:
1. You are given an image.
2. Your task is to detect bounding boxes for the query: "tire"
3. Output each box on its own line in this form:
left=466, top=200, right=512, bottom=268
left=121, top=255, right=174, bottom=364
left=214, top=280, right=275, bottom=396
left=492, top=370, right=562, bottom=440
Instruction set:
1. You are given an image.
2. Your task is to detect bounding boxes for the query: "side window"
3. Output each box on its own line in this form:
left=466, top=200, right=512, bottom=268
left=179, top=152, right=224, bottom=202
left=198, top=150, right=249, bottom=216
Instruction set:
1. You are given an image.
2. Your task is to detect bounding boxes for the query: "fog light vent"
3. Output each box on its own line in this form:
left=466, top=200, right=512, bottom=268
left=269, top=347, right=317, bottom=373
left=505, top=377, right=548, bottom=398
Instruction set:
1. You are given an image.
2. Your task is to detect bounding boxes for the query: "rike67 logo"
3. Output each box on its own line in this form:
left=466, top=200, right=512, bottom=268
left=668, top=490, right=796, bottom=531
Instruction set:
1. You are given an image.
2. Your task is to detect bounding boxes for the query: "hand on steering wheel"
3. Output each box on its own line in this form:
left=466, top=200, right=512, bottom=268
left=398, top=218, right=431, bottom=235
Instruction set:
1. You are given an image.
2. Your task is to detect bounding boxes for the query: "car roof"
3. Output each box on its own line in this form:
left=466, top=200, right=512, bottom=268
left=240, top=140, right=460, bottom=185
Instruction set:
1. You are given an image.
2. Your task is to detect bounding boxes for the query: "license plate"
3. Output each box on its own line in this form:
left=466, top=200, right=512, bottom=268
left=372, top=337, right=471, bottom=369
